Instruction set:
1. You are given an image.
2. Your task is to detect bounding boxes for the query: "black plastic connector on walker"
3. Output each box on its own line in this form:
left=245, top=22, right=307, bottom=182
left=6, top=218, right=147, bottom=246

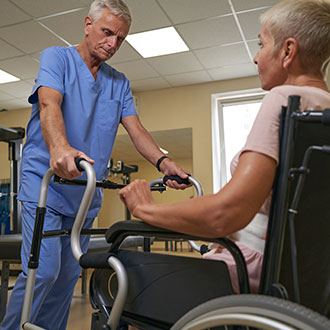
left=28, top=207, right=46, bottom=269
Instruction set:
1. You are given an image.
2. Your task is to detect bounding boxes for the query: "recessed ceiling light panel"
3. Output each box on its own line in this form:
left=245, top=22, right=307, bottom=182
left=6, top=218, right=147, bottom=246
left=126, top=27, right=189, bottom=58
left=0, top=69, right=20, bottom=84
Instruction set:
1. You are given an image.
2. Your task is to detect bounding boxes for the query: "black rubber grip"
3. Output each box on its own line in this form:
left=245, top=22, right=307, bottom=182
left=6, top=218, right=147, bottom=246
left=75, top=158, right=87, bottom=172
left=79, top=252, right=115, bottom=269
left=163, top=175, right=190, bottom=185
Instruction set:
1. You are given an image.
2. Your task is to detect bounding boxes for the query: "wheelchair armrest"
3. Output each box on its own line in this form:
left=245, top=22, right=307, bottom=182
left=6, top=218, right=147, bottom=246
left=105, top=220, right=251, bottom=293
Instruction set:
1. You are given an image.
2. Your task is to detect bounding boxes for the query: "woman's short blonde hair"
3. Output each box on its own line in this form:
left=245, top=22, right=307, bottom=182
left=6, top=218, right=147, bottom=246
left=88, top=0, right=131, bottom=26
left=261, top=0, right=330, bottom=77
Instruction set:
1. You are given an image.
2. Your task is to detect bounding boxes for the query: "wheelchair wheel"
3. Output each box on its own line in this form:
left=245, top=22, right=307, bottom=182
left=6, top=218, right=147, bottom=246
left=170, top=294, right=330, bottom=330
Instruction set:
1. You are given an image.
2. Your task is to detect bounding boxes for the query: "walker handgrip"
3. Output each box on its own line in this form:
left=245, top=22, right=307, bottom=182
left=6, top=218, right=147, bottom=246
left=75, top=157, right=87, bottom=172
left=163, top=175, right=190, bottom=185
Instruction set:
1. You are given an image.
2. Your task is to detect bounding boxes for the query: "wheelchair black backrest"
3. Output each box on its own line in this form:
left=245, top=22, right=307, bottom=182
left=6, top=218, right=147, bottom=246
left=259, top=95, right=330, bottom=317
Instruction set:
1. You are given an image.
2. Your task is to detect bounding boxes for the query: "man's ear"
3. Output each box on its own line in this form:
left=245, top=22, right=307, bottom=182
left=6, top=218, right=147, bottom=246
left=283, top=37, right=298, bottom=69
left=84, top=16, right=93, bottom=36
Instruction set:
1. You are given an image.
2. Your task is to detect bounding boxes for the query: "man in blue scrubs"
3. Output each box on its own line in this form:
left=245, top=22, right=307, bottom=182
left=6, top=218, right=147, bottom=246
left=1, top=1, right=189, bottom=329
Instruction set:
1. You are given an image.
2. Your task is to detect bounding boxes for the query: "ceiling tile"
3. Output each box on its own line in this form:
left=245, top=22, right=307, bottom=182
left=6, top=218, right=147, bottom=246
left=0, top=81, right=32, bottom=98
left=0, top=98, right=30, bottom=110
left=23, top=79, right=37, bottom=86
left=208, top=63, right=258, bottom=81
left=0, top=39, right=24, bottom=60
left=107, top=42, right=142, bottom=65
left=111, top=59, right=159, bottom=81
left=158, top=0, right=231, bottom=24
left=0, top=21, right=68, bottom=54
left=0, top=56, right=40, bottom=80
left=177, top=15, right=241, bottom=50
left=147, top=52, right=203, bottom=75
left=130, top=77, right=171, bottom=93
left=237, top=8, right=268, bottom=40
left=165, top=71, right=212, bottom=87
left=124, top=0, right=171, bottom=33
left=0, top=90, right=13, bottom=101
left=29, top=52, right=41, bottom=62
left=0, top=0, right=31, bottom=27
left=232, top=0, right=280, bottom=12
left=195, top=43, right=252, bottom=69
left=11, top=0, right=89, bottom=18
left=39, top=8, right=88, bottom=46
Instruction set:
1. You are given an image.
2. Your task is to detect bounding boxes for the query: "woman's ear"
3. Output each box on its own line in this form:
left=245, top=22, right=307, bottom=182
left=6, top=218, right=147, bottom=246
left=283, top=37, right=299, bottom=68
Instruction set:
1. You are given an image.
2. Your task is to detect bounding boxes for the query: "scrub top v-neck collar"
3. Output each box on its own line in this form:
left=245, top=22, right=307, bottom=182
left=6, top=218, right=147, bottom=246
left=72, top=46, right=104, bottom=86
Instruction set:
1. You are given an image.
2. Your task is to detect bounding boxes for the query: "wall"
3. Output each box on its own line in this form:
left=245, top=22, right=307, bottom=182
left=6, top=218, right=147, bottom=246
left=98, top=157, right=193, bottom=227
left=1, top=71, right=329, bottom=228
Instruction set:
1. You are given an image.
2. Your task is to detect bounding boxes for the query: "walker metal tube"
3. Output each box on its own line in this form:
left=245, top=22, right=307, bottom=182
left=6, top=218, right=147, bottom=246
left=150, top=176, right=204, bottom=253
left=38, top=169, right=54, bottom=207
left=20, top=269, right=37, bottom=330
left=22, top=322, right=45, bottom=330
left=20, top=169, right=54, bottom=330
left=106, top=256, right=128, bottom=330
left=71, top=160, right=96, bottom=262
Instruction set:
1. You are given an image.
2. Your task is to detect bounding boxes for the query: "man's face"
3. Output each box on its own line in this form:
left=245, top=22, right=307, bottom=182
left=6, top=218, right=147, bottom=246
left=85, top=8, right=130, bottom=62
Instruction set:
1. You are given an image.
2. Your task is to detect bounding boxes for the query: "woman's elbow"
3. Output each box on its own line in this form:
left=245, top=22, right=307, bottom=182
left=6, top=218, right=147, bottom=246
left=207, top=209, right=251, bottom=238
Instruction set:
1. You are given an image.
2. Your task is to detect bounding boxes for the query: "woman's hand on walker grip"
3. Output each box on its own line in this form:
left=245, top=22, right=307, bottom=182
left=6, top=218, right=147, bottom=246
left=119, top=180, right=155, bottom=218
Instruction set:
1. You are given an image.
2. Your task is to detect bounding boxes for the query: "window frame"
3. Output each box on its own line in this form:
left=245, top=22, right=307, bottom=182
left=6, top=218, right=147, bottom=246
left=211, top=88, right=267, bottom=193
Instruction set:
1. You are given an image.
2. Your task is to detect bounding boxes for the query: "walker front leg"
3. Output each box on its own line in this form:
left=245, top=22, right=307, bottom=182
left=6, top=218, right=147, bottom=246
left=20, top=169, right=53, bottom=330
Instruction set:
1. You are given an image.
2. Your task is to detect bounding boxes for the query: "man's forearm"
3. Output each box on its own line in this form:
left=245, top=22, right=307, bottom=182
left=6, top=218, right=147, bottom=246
left=40, top=103, right=69, bottom=154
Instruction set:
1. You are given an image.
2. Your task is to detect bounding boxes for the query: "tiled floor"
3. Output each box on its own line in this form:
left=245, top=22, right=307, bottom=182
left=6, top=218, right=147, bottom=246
left=67, top=271, right=95, bottom=330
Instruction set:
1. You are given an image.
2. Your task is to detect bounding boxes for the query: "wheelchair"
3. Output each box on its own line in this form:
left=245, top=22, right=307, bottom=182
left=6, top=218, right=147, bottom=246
left=19, top=95, right=330, bottom=330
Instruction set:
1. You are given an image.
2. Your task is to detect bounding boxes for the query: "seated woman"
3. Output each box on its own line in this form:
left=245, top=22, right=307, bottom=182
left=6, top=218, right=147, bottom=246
left=119, top=0, right=330, bottom=293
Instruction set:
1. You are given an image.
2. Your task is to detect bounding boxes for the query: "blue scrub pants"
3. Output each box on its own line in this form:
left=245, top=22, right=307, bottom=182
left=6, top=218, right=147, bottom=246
left=1, top=201, right=94, bottom=330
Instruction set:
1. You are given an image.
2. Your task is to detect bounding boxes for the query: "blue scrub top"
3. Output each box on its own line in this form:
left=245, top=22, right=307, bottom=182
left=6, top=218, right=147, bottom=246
left=18, top=46, right=137, bottom=217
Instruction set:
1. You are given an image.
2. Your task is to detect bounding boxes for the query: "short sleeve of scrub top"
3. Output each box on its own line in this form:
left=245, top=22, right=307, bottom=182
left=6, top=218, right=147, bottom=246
left=29, top=47, right=65, bottom=104
left=19, top=46, right=137, bottom=217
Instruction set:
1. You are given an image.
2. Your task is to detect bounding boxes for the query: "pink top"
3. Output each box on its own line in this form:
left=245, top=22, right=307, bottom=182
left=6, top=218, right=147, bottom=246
left=204, top=86, right=330, bottom=293
left=231, top=85, right=330, bottom=216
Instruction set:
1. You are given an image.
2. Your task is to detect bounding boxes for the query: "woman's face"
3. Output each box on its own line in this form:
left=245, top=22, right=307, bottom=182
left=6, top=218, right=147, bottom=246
left=254, top=25, right=287, bottom=90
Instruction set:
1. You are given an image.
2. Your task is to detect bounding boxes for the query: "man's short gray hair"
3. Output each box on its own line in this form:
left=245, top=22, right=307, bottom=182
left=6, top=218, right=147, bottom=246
left=88, top=0, right=131, bottom=26
left=261, top=0, right=330, bottom=77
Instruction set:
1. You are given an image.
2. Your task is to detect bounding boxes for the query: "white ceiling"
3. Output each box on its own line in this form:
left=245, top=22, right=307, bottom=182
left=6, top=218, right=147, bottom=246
left=0, top=0, right=280, bottom=111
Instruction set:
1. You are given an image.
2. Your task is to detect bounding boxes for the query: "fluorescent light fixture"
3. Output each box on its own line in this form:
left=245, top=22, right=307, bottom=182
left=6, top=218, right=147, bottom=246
left=0, top=69, right=20, bottom=84
left=159, top=147, right=169, bottom=155
left=126, top=26, right=189, bottom=58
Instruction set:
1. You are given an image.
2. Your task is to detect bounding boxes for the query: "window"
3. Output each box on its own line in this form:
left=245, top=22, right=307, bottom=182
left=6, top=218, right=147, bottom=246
left=211, top=89, right=267, bottom=193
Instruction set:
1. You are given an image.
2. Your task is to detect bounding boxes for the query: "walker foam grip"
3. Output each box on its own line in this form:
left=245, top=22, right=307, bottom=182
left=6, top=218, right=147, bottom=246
left=75, top=158, right=87, bottom=172
left=321, top=109, right=330, bottom=125
left=163, top=175, right=190, bottom=185
left=79, top=252, right=116, bottom=269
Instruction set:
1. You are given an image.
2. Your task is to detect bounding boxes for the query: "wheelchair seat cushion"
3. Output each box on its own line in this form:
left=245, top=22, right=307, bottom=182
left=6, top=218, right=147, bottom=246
left=90, top=249, right=234, bottom=326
